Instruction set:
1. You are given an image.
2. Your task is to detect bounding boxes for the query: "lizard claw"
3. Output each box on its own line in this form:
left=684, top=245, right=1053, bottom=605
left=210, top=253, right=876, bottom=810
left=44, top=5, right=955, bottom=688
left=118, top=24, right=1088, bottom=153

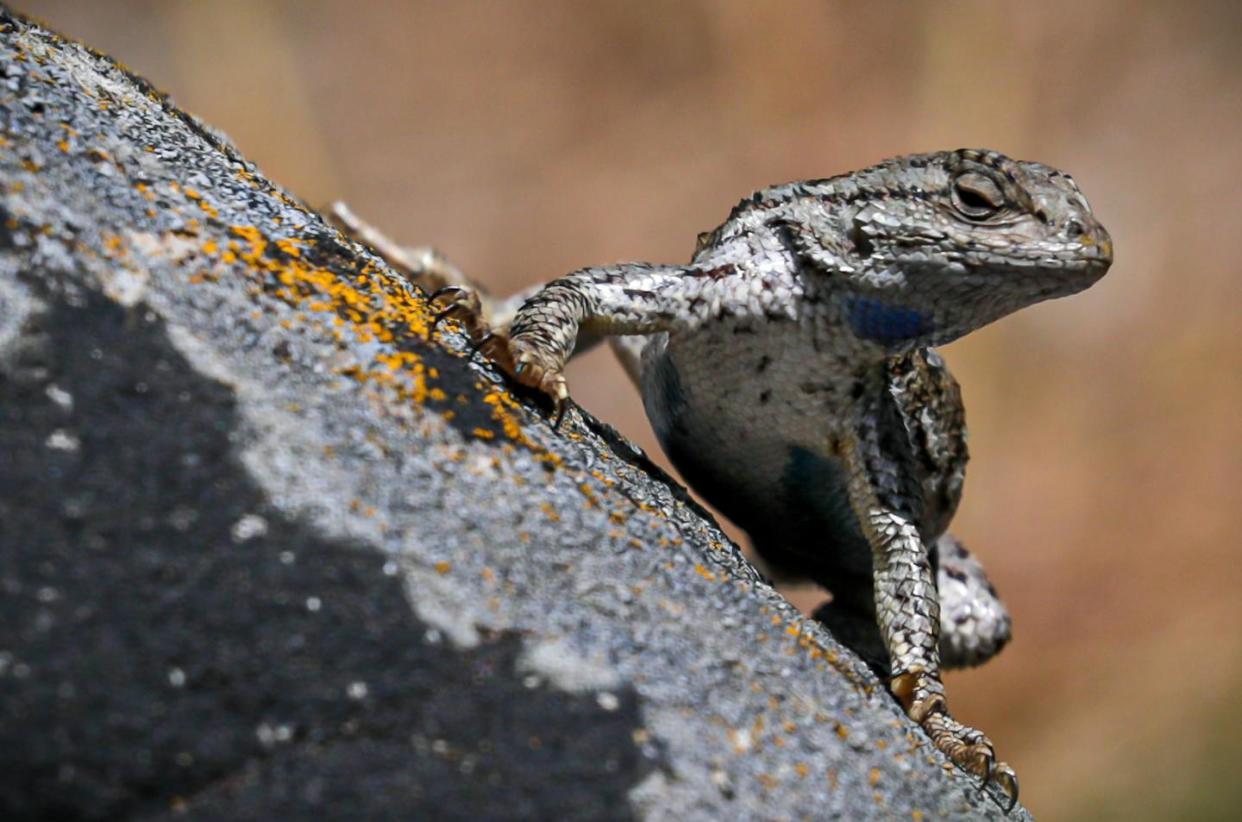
left=509, top=343, right=570, bottom=413
left=428, top=285, right=485, bottom=337
left=426, top=285, right=570, bottom=423
left=907, top=688, right=1020, bottom=812
left=993, top=764, right=1019, bottom=814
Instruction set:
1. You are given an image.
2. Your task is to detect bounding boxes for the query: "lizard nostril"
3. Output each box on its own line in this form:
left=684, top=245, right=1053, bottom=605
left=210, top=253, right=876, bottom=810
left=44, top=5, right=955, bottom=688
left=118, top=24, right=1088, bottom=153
left=1066, top=219, right=1084, bottom=238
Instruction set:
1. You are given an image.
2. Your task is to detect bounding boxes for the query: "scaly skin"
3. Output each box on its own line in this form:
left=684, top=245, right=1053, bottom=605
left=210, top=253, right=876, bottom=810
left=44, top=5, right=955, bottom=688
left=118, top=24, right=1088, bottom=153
left=336, top=148, right=1113, bottom=809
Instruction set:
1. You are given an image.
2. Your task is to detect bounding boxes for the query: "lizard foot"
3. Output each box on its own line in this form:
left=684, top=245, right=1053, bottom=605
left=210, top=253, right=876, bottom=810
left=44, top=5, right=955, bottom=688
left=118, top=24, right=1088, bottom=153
left=894, top=673, right=1019, bottom=812
left=428, top=286, right=569, bottom=423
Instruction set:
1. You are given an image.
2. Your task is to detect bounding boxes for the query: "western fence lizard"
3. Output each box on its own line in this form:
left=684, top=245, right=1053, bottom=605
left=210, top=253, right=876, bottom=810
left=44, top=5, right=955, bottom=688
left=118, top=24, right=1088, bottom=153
left=330, top=148, right=1113, bottom=808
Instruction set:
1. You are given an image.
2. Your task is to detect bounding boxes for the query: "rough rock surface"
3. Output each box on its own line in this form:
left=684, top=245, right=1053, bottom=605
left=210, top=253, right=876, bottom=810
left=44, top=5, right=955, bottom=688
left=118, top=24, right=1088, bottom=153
left=0, top=8, right=1027, bottom=820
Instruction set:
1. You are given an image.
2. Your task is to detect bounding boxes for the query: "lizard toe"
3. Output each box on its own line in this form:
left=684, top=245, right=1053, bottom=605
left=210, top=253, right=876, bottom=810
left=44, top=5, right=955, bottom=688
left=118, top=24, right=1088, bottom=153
left=915, top=701, right=1018, bottom=811
left=429, top=285, right=492, bottom=342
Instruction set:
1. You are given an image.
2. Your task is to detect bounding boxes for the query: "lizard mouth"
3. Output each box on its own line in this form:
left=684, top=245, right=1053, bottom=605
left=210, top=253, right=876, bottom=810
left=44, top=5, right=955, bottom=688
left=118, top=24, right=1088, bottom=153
left=1083, top=225, right=1114, bottom=267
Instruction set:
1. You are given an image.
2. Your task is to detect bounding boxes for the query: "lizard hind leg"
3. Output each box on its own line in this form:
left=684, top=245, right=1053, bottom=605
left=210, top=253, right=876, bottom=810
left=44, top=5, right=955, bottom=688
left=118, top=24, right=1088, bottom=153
left=326, top=200, right=538, bottom=332
left=936, top=533, right=1012, bottom=669
left=326, top=200, right=552, bottom=392
left=327, top=201, right=474, bottom=295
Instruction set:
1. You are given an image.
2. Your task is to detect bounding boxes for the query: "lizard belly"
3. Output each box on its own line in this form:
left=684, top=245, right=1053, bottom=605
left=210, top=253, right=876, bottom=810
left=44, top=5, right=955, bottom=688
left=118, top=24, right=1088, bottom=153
left=638, top=325, right=874, bottom=583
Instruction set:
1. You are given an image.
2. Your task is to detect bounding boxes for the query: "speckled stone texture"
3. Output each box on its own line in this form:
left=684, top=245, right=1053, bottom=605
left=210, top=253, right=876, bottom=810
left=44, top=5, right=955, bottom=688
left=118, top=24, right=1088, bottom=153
left=0, top=7, right=1026, bottom=820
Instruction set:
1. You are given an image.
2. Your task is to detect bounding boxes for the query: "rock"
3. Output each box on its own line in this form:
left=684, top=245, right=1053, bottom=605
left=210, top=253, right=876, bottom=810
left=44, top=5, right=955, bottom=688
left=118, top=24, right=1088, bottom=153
left=0, top=7, right=1024, bottom=819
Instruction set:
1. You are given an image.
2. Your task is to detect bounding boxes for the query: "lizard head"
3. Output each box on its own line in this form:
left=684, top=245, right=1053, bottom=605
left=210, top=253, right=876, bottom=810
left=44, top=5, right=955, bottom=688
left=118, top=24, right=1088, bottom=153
left=842, top=148, right=1112, bottom=347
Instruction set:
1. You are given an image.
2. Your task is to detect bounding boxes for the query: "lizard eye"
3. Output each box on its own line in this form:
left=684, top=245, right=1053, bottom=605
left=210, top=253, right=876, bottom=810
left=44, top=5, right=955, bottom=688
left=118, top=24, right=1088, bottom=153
left=951, top=173, right=1005, bottom=219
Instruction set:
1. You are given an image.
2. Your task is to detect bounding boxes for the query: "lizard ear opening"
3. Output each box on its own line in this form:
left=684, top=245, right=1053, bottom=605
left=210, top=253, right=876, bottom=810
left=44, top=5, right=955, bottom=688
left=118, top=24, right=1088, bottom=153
left=848, top=221, right=874, bottom=257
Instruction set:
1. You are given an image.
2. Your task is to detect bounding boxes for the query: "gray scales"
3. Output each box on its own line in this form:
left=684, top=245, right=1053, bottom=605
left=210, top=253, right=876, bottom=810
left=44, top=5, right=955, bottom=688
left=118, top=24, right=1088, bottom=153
left=334, top=148, right=1114, bottom=809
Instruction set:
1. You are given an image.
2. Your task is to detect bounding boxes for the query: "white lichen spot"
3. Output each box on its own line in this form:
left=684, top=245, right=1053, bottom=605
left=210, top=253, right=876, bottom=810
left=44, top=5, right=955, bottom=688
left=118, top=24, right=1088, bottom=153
left=168, top=667, right=186, bottom=687
left=347, top=680, right=369, bottom=700
left=255, top=722, right=293, bottom=747
left=230, top=513, right=268, bottom=543
left=519, top=639, right=622, bottom=694
left=45, top=384, right=74, bottom=411
left=305, top=596, right=322, bottom=613
left=596, top=691, right=620, bottom=712
left=45, top=429, right=80, bottom=451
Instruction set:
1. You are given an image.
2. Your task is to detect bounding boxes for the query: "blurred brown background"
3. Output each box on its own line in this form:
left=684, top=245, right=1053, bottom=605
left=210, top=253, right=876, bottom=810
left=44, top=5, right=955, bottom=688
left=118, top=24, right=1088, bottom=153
left=21, top=1, right=1241, bottom=818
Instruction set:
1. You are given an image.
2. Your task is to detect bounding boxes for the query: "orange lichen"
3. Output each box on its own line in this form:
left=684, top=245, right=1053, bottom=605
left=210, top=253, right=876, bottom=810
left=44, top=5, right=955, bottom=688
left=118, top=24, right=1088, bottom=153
left=175, top=222, right=553, bottom=452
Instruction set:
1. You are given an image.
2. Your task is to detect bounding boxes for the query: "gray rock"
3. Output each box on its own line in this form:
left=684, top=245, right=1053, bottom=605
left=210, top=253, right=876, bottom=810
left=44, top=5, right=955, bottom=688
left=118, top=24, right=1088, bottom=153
left=0, top=7, right=1026, bottom=820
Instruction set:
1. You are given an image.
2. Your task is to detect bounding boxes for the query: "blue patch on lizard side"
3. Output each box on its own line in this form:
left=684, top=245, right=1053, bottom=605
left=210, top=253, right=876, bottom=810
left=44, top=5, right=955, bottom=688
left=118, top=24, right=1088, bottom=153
left=642, top=351, right=687, bottom=447
left=846, top=297, right=935, bottom=345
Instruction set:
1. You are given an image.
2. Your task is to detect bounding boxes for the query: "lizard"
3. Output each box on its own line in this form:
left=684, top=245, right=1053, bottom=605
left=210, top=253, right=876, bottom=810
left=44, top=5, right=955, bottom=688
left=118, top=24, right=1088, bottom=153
left=328, top=148, right=1113, bottom=808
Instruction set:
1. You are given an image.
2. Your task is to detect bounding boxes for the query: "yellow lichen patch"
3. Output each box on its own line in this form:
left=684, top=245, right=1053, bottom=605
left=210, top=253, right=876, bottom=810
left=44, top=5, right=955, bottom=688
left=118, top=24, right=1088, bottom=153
left=479, top=389, right=538, bottom=449
left=693, top=563, right=718, bottom=582
left=540, top=502, right=561, bottom=522
left=180, top=222, right=554, bottom=454
left=433, top=561, right=452, bottom=575
left=795, top=762, right=809, bottom=779
left=868, top=767, right=881, bottom=787
left=274, top=238, right=302, bottom=257
left=535, top=451, right=563, bottom=468
left=102, top=233, right=126, bottom=257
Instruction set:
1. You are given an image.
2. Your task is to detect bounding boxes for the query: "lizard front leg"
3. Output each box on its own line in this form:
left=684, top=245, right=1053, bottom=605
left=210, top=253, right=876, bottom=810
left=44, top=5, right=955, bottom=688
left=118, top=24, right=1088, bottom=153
left=324, top=202, right=690, bottom=409
left=840, top=380, right=1019, bottom=809
left=490, top=264, right=705, bottom=409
